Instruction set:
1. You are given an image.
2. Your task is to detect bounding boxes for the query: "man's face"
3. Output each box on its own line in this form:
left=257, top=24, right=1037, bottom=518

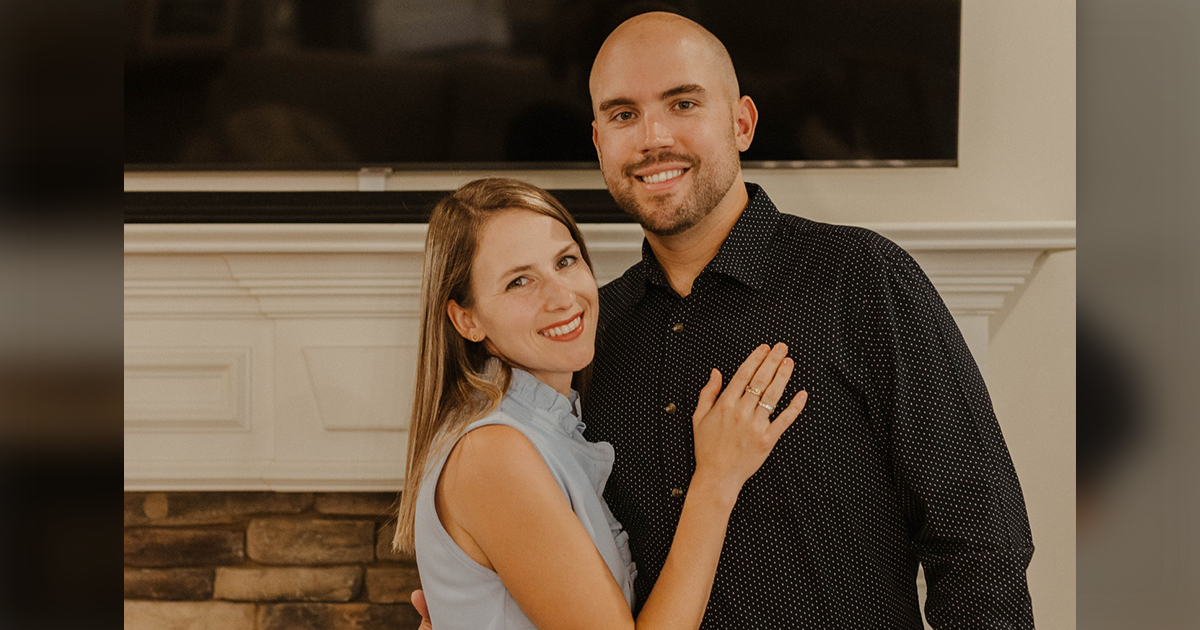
left=591, top=37, right=744, bottom=236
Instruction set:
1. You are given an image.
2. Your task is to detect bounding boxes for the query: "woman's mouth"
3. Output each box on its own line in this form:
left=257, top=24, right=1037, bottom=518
left=539, top=313, right=584, bottom=340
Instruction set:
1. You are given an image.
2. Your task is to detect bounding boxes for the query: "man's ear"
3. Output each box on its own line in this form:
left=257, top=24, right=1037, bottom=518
left=734, top=95, right=758, bottom=152
left=447, top=299, right=484, bottom=342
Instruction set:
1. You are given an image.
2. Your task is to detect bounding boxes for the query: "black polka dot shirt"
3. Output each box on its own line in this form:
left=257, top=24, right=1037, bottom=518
left=584, top=184, right=1035, bottom=629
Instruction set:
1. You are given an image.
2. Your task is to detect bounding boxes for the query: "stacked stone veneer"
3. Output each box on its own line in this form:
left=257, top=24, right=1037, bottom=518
left=124, top=492, right=423, bottom=630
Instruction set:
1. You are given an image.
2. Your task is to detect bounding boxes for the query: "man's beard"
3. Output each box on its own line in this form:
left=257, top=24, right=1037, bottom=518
left=606, top=148, right=740, bottom=237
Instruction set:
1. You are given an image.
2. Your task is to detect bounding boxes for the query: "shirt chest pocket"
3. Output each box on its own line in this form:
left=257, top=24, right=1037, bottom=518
left=725, top=377, right=828, bottom=525
left=727, top=437, right=806, bottom=525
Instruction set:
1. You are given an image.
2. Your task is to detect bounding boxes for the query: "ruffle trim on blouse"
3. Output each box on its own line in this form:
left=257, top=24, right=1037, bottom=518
left=505, top=367, right=584, bottom=436
left=502, top=367, right=617, bottom=493
left=609, top=512, right=639, bottom=591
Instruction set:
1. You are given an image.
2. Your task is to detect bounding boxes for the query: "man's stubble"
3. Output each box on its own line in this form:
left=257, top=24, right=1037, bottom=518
left=603, top=123, right=741, bottom=237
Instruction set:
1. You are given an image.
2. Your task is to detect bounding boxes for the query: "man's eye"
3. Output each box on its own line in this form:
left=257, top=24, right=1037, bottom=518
left=557, top=255, right=578, bottom=269
left=676, top=101, right=696, bottom=110
left=507, top=276, right=528, bottom=290
left=613, top=111, right=634, bottom=122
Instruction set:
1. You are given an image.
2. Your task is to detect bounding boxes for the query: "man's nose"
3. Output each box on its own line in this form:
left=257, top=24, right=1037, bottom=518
left=638, top=114, right=674, bottom=153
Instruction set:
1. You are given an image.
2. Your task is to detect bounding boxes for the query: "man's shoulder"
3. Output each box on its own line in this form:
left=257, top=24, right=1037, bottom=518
left=774, top=213, right=908, bottom=267
left=597, top=261, right=646, bottom=329
left=598, top=262, right=642, bottom=300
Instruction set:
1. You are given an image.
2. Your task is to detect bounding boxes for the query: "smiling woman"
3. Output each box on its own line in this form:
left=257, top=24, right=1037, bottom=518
left=391, top=177, right=808, bottom=630
left=445, top=208, right=599, bottom=396
left=393, top=179, right=597, bottom=555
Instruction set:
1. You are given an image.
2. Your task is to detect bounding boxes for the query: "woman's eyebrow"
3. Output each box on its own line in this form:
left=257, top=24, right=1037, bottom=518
left=498, top=243, right=576, bottom=278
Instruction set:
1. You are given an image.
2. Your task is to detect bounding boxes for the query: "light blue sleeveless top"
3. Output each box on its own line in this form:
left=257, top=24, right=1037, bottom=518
left=414, top=368, right=637, bottom=629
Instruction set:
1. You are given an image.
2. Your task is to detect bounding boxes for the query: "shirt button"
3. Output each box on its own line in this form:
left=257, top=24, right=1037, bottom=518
left=670, top=487, right=684, bottom=498
left=671, top=322, right=684, bottom=333
left=664, top=402, right=677, bottom=414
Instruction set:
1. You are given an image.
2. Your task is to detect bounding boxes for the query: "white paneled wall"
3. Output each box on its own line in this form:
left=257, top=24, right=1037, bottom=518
left=124, top=221, right=1073, bottom=491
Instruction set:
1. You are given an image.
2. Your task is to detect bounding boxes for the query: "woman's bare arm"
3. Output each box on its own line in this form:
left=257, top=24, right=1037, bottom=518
left=440, top=425, right=637, bottom=629
left=437, top=343, right=807, bottom=630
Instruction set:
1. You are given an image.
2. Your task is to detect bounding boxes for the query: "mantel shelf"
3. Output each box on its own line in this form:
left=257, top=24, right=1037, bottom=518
left=125, top=220, right=1074, bottom=491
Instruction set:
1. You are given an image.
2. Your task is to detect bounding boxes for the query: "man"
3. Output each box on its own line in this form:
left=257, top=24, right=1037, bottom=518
left=416, top=11, right=1034, bottom=629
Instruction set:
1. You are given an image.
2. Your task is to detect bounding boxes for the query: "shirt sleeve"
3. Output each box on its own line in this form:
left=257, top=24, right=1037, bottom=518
left=844, top=232, right=1035, bottom=629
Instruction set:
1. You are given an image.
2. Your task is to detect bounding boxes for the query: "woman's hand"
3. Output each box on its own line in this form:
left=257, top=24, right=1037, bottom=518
left=691, top=343, right=808, bottom=501
left=411, top=589, right=432, bottom=630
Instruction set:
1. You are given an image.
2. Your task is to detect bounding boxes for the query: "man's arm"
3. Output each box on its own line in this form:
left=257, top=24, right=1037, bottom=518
left=848, top=234, right=1035, bottom=629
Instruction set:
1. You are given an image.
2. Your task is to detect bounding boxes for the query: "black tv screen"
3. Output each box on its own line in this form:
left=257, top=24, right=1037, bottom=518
left=124, top=0, right=960, bottom=169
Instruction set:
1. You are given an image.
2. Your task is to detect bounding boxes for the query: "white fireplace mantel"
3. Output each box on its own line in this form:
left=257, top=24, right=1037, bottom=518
left=124, top=220, right=1075, bottom=491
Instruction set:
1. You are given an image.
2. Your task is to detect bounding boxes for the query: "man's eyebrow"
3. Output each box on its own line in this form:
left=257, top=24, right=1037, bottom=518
left=597, top=85, right=705, bottom=113
left=661, top=84, right=705, bottom=100
left=597, top=97, right=635, bottom=113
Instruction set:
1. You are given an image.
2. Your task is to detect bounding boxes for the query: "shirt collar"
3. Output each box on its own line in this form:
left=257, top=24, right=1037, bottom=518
left=503, top=366, right=586, bottom=436
left=636, top=182, right=780, bottom=293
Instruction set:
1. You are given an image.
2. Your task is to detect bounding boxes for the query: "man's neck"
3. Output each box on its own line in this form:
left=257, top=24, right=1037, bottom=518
left=646, top=179, right=749, bottom=298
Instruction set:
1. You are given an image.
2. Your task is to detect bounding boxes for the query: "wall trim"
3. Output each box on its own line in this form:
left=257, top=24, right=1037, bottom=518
left=125, top=220, right=1075, bottom=254
left=124, top=220, right=1074, bottom=491
left=124, top=461, right=406, bottom=492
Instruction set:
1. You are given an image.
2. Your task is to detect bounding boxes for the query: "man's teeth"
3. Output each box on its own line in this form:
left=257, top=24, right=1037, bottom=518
left=541, top=315, right=582, bottom=338
left=641, top=169, right=684, bottom=184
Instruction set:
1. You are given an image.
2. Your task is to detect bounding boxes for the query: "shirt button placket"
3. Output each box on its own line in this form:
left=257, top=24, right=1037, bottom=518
left=662, top=299, right=693, bottom=504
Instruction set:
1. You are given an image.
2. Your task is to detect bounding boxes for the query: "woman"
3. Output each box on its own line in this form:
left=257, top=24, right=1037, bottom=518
left=394, top=178, right=807, bottom=630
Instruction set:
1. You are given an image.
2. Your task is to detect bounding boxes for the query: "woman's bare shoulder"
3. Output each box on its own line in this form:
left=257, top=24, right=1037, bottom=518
left=446, top=423, right=542, bottom=476
left=439, top=422, right=559, bottom=513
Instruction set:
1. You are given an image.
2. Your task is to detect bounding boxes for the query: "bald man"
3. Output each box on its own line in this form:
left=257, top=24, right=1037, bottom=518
left=580, top=12, right=1035, bottom=629
left=412, top=11, right=1034, bottom=630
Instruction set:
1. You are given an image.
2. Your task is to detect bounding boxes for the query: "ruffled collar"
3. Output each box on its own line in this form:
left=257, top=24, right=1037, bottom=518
left=504, top=366, right=586, bottom=437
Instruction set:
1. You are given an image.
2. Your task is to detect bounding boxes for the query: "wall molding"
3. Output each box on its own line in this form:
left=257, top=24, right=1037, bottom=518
left=125, top=221, right=1074, bottom=320
left=124, top=348, right=252, bottom=432
left=125, top=220, right=1075, bottom=254
left=124, top=220, right=1074, bottom=491
left=124, top=460, right=406, bottom=491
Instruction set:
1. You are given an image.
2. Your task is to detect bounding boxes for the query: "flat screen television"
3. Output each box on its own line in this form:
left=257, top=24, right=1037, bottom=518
left=124, top=0, right=960, bottom=170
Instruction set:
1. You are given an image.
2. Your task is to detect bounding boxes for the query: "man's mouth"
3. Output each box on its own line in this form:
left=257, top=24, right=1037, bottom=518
left=539, top=313, right=583, bottom=338
left=635, top=168, right=688, bottom=185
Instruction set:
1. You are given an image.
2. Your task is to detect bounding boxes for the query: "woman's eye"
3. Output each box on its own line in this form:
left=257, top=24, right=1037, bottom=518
left=507, top=276, right=528, bottom=290
left=557, top=255, right=578, bottom=269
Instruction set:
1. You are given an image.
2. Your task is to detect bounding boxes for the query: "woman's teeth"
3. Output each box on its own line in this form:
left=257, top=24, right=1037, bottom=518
left=540, top=315, right=582, bottom=338
left=640, top=169, right=684, bottom=184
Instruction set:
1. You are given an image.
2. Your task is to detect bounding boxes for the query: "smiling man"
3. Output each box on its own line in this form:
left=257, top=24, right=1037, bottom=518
left=589, top=16, right=754, bottom=294
left=581, top=11, right=1035, bottom=630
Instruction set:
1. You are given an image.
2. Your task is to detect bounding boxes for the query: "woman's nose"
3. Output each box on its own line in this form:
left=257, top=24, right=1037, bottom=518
left=542, top=276, right=576, bottom=309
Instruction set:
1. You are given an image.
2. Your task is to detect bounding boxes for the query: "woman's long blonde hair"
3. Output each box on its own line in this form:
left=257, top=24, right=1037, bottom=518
left=393, top=178, right=594, bottom=554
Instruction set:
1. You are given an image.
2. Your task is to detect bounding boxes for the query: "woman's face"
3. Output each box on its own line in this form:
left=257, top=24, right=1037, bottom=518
left=449, top=209, right=599, bottom=394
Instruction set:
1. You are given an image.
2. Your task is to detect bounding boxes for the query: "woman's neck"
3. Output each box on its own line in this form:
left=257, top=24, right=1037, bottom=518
left=524, top=368, right=573, bottom=398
